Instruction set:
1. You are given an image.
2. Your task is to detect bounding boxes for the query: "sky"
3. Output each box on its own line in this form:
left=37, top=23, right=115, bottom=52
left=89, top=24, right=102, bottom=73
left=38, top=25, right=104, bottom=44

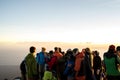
left=0, top=0, right=120, bottom=43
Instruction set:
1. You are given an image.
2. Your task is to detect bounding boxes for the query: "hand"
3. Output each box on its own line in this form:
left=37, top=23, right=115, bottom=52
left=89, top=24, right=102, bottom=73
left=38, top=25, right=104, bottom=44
left=97, top=69, right=100, bottom=75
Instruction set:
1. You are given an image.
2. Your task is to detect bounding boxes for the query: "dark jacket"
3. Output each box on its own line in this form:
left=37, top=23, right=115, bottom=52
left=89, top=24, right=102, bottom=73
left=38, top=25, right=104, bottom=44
left=84, top=53, right=94, bottom=80
left=93, top=56, right=101, bottom=70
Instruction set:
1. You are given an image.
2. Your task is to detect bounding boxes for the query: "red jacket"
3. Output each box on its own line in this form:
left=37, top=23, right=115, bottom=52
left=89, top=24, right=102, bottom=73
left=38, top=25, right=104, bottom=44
left=47, top=56, right=57, bottom=70
left=74, top=52, right=85, bottom=72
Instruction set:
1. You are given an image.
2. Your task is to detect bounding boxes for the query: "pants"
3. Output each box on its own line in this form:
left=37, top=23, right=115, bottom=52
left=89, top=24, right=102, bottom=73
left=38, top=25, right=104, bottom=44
left=38, top=64, right=45, bottom=80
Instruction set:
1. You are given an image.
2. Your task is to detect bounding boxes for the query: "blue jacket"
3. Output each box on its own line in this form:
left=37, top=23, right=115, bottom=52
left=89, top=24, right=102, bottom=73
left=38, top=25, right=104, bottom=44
left=63, top=60, right=74, bottom=77
left=36, top=52, right=45, bottom=65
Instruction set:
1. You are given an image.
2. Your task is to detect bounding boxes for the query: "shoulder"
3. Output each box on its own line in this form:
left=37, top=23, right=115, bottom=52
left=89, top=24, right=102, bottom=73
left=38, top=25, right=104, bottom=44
left=37, top=52, right=43, bottom=55
left=103, top=52, right=108, bottom=57
left=25, top=53, right=31, bottom=58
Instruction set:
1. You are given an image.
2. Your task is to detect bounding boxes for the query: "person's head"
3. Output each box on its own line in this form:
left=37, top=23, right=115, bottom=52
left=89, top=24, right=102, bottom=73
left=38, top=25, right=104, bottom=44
left=108, top=45, right=116, bottom=53
left=116, top=46, right=120, bottom=56
left=66, top=49, right=73, bottom=55
left=59, top=47, right=62, bottom=52
left=30, top=46, right=36, bottom=53
left=81, top=49, right=85, bottom=54
left=73, top=48, right=79, bottom=56
left=54, top=47, right=58, bottom=51
left=85, top=47, right=91, bottom=55
left=93, top=50, right=99, bottom=56
left=54, top=47, right=59, bottom=52
left=49, top=50, right=53, bottom=54
left=67, top=53, right=74, bottom=60
left=49, top=50, right=54, bottom=57
left=42, top=47, right=46, bottom=52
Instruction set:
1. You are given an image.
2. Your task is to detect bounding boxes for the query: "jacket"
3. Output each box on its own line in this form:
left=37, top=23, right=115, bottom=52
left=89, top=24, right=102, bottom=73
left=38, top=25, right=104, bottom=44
left=25, top=53, right=37, bottom=78
left=36, top=52, right=45, bottom=65
left=104, top=52, right=120, bottom=76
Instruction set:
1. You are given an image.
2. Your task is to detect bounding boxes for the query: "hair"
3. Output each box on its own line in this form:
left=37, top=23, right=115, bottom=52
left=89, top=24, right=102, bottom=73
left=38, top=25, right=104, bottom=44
left=94, top=50, right=99, bottom=56
left=85, top=47, right=91, bottom=55
left=117, top=46, right=120, bottom=51
left=49, top=50, right=53, bottom=54
left=29, top=46, right=36, bottom=53
left=73, top=48, right=79, bottom=53
left=59, top=47, right=62, bottom=52
left=85, top=48, right=90, bottom=52
left=104, top=45, right=116, bottom=58
left=42, top=47, right=46, bottom=52
left=108, top=45, right=115, bottom=53
left=54, top=47, right=58, bottom=51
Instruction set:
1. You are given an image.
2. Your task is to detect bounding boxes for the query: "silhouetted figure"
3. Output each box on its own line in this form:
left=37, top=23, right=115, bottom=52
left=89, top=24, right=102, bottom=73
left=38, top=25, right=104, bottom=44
left=84, top=48, right=95, bottom=80
left=93, top=50, right=102, bottom=80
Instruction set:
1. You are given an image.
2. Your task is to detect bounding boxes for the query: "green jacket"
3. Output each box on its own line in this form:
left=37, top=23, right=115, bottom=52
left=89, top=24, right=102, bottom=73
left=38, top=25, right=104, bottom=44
left=25, top=53, right=37, bottom=78
left=104, top=56, right=120, bottom=76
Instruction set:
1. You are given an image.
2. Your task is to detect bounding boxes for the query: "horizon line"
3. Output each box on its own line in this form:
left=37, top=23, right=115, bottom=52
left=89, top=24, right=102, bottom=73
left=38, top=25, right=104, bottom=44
left=0, top=41, right=119, bottom=45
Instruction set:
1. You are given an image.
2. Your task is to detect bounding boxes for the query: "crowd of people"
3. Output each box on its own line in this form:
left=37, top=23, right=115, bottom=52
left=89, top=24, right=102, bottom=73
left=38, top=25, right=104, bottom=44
left=20, top=44, right=120, bottom=80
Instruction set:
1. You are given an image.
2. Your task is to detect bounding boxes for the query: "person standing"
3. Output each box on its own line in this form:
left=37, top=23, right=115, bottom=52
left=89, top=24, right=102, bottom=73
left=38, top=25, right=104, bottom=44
left=25, top=46, right=38, bottom=80
left=53, top=47, right=63, bottom=80
left=73, top=48, right=86, bottom=80
left=63, top=50, right=75, bottom=80
left=84, top=48, right=95, bottom=80
left=104, top=45, right=120, bottom=80
left=36, top=47, right=46, bottom=80
left=93, top=51, right=102, bottom=80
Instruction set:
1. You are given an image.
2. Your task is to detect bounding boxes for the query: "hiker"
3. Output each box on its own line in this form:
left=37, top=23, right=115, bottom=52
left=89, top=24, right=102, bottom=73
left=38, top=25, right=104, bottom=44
left=93, top=50, right=102, bottom=80
left=53, top=47, right=63, bottom=80
left=84, top=48, right=95, bottom=80
left=104, top=45, right=120, bottom=80
left=36, top=47, right=46, bottom=80
left=63, top=49, right=75, bottom=80
left=25, top=46, right=38, bottom=80
left=47, top=50, right=57, bottom=71
left=73, top=48, right=86, bottom=80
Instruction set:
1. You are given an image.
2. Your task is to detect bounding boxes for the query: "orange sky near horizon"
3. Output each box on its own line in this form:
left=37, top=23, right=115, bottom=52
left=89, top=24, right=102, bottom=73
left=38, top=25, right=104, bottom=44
left=0, top=41, right=119, bottom=65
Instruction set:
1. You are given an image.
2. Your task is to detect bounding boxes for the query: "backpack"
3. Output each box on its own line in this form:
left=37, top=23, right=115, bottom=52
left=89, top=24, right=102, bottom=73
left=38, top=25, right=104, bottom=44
left=42, top=70, right=53, bottom=80
left=20, top=60, right=26, bottom=74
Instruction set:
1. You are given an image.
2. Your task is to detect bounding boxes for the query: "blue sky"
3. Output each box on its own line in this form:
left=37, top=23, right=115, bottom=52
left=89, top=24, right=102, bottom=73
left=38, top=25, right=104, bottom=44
left=0, top=0, right=120, bottom=43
